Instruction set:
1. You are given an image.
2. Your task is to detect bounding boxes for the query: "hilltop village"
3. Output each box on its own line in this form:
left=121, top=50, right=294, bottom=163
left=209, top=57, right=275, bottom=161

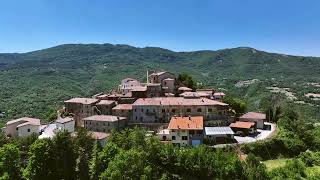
left=3, top=71, right=273, bottom=146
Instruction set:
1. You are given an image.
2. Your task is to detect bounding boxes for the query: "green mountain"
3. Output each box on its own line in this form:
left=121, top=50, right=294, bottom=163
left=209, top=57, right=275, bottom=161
left=0, top=44, right=319, bottom=123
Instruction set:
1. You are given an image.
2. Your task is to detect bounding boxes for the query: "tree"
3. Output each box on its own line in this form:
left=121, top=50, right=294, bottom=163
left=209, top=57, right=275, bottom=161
left=53, top=131, right=77, bottom=180
left=265, top=105, right=282, bottom=123
left=108, top=128, right=146, bottom=150
left=74, top=128, right=93, bottom=180
left=269, top=159, right=306, bottom=179
left=244, top=154, right=269, bottom=180
left=177, top=73, right=197, bottom=90
left=100, top=149, right=153, bottom=179
left=89, top=143, right=102, bottom=180
left=0, top=144, right=22, bottom=180
left=23, top=139, right=56, bottom=180
left=0, top=132, right=8, bottom=148
left=223, top=96, right=247, bottom=116
left=90, top=142, right=119, bottom=180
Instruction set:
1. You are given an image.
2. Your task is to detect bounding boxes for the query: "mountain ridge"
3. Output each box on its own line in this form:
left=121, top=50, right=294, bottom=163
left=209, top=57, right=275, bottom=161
left=0, top=43, right=319, bottom=123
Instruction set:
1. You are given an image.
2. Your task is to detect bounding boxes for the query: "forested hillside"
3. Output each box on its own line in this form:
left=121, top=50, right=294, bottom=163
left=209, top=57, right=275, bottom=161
left=0, top=44, right=319, bottom=123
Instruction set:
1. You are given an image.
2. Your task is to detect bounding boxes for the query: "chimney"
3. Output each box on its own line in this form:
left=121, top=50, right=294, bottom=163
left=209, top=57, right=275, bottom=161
left=188, top=116, right=191, bottom=120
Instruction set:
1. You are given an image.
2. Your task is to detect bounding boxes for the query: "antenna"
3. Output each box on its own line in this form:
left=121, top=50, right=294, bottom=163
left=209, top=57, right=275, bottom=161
left=147, top=70, right=149, bottom=83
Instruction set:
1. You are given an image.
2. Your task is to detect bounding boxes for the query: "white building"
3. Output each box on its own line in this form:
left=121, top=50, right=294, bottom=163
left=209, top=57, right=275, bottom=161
left=239, top=112, right=266, bottom=129
left=119, top=78, right=141, bottom=94
left=56, top=117, right=75, bottom=133
left=5, top=117, right=41, bottom=137
left=213, top=92, right=225, bottom=101
left=160, top=116, right=204, bottom=147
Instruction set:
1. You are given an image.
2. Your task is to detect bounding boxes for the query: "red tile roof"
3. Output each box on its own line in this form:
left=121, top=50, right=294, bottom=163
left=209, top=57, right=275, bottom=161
left=178, top=87, right=192, bottom=91
left=7, top=117, right=41, bottom=126
left=133, top=97, right=228, bottom=106
left=168, top=116, right=203, bottom=130
left=96, top=100, right=115, bottom=105
left=90, top=131, right=110, bottom=140
left=240, top=112, right=266, bottom=120
left=83, top=115, right=126, bottom=122
left=112, top=104, right=133, bottom=110
left=130, top=86, right=147, bottom=92
left=56, top=117, right=74, bottom=124
left=214, top=92, right=225, bottom=96
left=180, top=92, right=211, bottom=98
left=64, top=98, right=99, bottom=105
left=229, top=121, right=255, bottom=129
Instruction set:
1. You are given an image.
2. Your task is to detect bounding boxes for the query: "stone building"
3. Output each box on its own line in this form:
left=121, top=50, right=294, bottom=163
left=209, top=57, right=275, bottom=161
left=5, top=117, right=41, bottom=137
left=83, top=115, right=126, bottom=133
left=131, top=97, right=230, bottom=124
left=95, top=100, right=116, bottom=115
left=64, top=98, right=100, bottom=126
left=112, top=104, right=132, bottom=121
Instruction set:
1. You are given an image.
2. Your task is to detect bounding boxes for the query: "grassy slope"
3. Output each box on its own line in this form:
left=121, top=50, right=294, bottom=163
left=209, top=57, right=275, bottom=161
left=0, top=44, right=319, bottom=124
left=263, top=159, right=320, bottom=177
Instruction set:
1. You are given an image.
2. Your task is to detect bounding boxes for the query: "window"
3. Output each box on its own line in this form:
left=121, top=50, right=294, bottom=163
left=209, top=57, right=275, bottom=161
left=85, top=121, right=88, bottom=124
left=197, top=108, right=202, bottom=112
left=89, top=122, right=92, bottom=125
left=16, top=128, right=18, bottom=130
left=182, top=136, right=188, bottom=140
left=172, top=136, right=176, bottom=140
left=172, top=109, right=175, bottom=113
left=141, top=109, right=144, bottom=112
left=103, top=123, right=105, bottom=126
left=135, top=109, right=137, bottom=112
left=27, top=129, right=30, bottom=132
left=162, top=109, right=165, bottom=113
left=146, top=109, right=149, bottom=113
left=135, top=116, right=138, bottom=120
left=208, top=108, right=212, bottom=112
left=187, top=108, right=191, bottom=112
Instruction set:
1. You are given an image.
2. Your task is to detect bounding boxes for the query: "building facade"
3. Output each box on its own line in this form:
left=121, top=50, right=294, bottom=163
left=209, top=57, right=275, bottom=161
left=5, top=117, right=41, bottom=137
left=119, top=78, right=141, bottom=94
left=132, top=97, right=230, bottom=124
left=167, top=116, right=204, bottom=147
left=56, top=117, right=75, bottom=133
left=95, top=100, right=116, bottom=115
left=83, top=115, right=126, bottom=133
left=112, top=104, right=132, bottom=121
left=64, top=98, right=100, bottom=126
left=239, top=112, right=266, bottom=129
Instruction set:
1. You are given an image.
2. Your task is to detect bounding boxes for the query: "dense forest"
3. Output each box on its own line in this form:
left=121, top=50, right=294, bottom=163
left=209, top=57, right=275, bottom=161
left=0, top=44, right=319, bottom=124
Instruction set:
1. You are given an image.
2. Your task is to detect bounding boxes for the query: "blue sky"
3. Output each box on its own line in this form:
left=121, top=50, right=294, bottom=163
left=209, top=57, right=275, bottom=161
left=0, top=0, right=319, bottom=56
